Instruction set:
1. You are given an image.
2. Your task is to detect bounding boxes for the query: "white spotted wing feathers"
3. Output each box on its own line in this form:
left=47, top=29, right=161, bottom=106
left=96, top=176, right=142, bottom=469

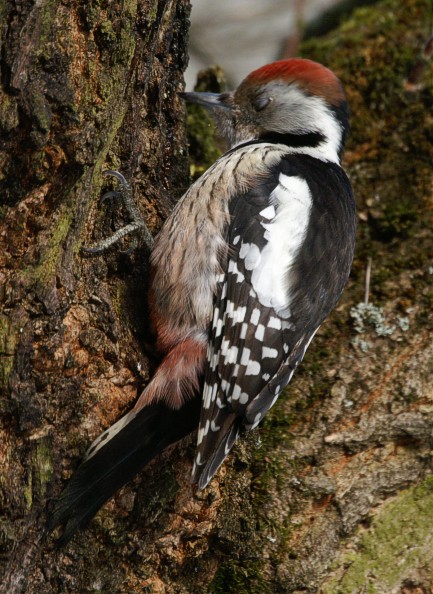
left=192, top=172, right=316, bottom=488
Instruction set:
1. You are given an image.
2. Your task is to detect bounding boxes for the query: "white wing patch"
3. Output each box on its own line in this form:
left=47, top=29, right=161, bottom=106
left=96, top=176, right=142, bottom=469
left=194, top=174, right=315, bottom=487
left=238, top=174, right=312, bottom=316
left=259, top=205, right=276, bottom=219
left=239, top=242, right=261, bottom=270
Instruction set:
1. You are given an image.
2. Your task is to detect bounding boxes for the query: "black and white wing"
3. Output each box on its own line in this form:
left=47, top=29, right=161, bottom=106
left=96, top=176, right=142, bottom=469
left=192, top=154, right=356, bottom=489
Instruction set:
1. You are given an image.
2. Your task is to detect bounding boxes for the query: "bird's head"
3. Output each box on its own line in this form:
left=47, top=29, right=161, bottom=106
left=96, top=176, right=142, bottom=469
left=182, top=58, right=349, bottom=163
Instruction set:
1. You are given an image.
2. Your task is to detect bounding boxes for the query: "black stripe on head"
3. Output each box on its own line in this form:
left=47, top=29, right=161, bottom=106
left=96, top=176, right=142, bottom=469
left=258, top=131, right=325, bottom=149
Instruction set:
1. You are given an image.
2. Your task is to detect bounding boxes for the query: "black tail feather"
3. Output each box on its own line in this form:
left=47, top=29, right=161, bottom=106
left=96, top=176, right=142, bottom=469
left=47, top=398, right=201, bottom=545
left=197, top=421, right=241, bottom=490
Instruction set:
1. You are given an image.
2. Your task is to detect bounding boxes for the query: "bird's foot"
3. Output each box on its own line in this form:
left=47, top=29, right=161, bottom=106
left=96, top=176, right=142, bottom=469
left=81, top=170, right=154, bottom=255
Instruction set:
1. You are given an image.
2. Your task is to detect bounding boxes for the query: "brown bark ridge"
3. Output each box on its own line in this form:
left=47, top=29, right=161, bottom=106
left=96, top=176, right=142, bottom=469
left=0, top=0, right=432, bottom=593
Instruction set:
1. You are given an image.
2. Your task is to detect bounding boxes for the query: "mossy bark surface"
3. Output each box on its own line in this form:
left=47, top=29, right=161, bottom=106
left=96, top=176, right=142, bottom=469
left=0, top=0, right=432, bottom=593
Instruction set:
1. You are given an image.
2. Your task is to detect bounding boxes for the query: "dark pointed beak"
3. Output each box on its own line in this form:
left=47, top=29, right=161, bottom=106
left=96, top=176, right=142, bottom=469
left=180, top=92, right=232, bottom=110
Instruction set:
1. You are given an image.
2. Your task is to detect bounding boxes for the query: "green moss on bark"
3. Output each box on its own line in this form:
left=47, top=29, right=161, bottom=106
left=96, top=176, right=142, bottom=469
left=210, top=559, right=274, bottom=594
left=321, top=477, right=433, bottom=593
left=0, top=314, right=16, bottom=390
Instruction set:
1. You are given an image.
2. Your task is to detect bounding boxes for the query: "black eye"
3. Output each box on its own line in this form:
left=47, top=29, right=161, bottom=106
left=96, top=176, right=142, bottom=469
left=253, top=96, right=271, bottom=112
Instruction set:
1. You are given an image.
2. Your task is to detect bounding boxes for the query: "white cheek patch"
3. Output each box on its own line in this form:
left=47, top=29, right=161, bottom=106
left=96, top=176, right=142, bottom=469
left=247, top=175, right=312, bottom=315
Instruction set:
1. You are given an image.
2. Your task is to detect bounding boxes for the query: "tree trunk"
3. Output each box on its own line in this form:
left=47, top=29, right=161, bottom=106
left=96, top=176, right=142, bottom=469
left=1, top=0, right=432, bottom=593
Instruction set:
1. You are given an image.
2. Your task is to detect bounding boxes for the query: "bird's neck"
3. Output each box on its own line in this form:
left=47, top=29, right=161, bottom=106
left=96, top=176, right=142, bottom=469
left=228, top=130, right=343, bottom=164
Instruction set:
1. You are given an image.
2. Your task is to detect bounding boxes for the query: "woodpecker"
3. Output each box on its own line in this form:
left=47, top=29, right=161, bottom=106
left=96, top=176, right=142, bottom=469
left=48, top=58, right=356, bottom=544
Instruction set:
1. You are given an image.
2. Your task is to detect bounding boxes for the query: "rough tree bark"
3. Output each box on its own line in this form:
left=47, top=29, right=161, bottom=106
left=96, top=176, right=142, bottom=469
left=0, top=0, right=432, bottom=593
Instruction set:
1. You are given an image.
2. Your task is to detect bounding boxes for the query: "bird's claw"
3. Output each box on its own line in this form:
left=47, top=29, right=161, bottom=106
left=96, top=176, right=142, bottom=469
left=103, top=170, right=130, bottom=187
left=99, top=190, right=121, bottom=206
left=81, top=170, right=154, bottom=255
